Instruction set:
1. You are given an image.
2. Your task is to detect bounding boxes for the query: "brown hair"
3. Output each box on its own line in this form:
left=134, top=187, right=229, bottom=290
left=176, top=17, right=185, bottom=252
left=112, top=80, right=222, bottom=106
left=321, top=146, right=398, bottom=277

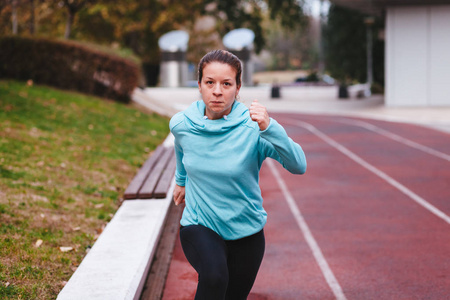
left=198, top=50, right=242, bottom=87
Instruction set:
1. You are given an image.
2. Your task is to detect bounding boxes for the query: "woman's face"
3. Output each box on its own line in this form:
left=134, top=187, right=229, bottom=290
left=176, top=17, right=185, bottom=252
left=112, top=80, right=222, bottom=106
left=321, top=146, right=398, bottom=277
left=199, top=62, right=241, bottom=120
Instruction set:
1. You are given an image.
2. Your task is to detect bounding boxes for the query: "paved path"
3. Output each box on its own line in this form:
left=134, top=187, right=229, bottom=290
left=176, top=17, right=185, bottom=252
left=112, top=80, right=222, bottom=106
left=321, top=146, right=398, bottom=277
left=133, top=86, right=450, bottom=299
left=134, top=85, right=450, bottom=134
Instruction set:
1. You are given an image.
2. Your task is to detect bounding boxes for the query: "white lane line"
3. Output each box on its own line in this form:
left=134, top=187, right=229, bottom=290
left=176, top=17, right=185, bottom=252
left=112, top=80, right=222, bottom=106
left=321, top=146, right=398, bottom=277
left=287, top=119, right=450, bottom=226
left=267, top=159, right=347, bottom=300
left=330, top=118, right=450, bottom=162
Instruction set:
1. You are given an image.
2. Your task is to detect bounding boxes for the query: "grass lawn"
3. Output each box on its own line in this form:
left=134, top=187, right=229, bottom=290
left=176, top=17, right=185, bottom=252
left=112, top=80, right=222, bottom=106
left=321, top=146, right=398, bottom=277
left=0, top=80, right=170, bottom=299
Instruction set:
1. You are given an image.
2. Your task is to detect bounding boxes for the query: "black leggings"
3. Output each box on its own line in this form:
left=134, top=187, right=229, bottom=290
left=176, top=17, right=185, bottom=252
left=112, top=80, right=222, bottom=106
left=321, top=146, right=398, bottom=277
left=180, top=225, right=265, bottom=300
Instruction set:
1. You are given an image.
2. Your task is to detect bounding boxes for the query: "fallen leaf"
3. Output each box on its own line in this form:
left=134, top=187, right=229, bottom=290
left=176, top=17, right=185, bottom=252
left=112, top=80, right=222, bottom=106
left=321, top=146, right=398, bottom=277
left=95, top=225, right=105, bottom=234
left=35, top=239, right=43, bottom=248
left=72, top=227, right=81, bottom=231
left=60, top=247, right=73, bottom=252
left=94, top=203, right=104, bottom=209
left=5, top=282, right=10, bottom=287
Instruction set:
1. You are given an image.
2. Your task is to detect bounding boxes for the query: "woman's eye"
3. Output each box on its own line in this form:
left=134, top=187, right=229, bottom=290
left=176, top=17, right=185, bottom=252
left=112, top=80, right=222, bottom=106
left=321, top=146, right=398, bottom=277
left=206, top=81, right=213, bottom=85
left=224, top=82, right=231, bottom=86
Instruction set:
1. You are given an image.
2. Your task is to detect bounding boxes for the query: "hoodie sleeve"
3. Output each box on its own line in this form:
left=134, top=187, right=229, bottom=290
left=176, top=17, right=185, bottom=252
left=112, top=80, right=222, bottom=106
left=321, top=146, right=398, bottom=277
left=259, top=118, right=307, bottom=174
left=173, top=139, right=186, bottom=186
left=170, top=112, right=187, bottom=186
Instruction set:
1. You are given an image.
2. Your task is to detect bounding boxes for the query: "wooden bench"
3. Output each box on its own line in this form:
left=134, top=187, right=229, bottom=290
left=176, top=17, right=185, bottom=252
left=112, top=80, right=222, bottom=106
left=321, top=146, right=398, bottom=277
left=57, top=136, right=177, bottom=300
left=124, top=144, right=176, bottom=200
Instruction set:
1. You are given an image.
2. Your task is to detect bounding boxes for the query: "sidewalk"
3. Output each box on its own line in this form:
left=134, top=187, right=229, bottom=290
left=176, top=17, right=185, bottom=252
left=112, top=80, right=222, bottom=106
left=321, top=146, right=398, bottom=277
left=132, top=85, right=450, bottom=134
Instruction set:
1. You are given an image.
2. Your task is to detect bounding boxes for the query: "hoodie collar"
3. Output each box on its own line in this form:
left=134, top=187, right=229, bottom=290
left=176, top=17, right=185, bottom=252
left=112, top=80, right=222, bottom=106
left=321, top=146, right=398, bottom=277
left=184, top=100, right=249, bottom=134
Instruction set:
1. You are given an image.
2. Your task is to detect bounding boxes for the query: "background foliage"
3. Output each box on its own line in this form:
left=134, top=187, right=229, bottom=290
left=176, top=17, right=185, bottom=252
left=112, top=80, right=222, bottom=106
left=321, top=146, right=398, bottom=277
left=0, top=0, right=318, bottom=80
left=323, top=4, right=385, bottom=85
left=1, top=1, right=387, bottom=85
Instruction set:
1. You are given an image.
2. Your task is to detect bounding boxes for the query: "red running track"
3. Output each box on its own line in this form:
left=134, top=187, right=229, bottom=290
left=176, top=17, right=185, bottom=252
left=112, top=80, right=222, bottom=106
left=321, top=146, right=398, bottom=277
left=162, top=113, right=450, bottom=300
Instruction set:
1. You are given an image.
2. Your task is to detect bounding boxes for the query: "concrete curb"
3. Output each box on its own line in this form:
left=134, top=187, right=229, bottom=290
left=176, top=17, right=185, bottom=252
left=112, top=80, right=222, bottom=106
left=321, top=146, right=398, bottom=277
left=57, top=136, right=176, bottom=300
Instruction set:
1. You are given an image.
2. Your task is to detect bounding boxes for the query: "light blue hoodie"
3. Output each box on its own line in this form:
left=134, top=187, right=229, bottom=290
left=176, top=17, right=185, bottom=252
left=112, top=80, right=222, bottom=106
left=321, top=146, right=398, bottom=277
left=169, top=100, right=306, bottom=240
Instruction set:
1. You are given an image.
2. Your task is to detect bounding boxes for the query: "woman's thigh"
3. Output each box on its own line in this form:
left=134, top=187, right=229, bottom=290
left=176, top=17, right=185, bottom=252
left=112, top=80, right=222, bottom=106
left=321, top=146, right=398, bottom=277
left=179, top=225, right=229, bottom=280
left=225, top=229, right=265, bottom=300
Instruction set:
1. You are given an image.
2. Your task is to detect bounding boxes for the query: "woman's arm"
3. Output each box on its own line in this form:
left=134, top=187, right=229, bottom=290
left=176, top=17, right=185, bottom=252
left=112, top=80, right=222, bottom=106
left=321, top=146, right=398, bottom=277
left=173, top=140, right=187, bottom=186
left=250, top=100, right=306, bottom=174
left=170, top=112, right=188, bottom=205
left=173, top=141, right=187, bottom=205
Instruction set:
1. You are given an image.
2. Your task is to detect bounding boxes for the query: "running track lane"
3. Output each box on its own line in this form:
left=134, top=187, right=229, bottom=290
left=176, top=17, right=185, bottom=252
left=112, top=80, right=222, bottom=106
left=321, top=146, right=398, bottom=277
left=162, top=114, right=450, bottom=300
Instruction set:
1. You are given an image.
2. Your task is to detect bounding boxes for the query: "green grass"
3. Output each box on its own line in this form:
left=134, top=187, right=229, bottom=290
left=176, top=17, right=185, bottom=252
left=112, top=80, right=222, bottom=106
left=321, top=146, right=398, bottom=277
left=0, top=80, right=170, bottom=299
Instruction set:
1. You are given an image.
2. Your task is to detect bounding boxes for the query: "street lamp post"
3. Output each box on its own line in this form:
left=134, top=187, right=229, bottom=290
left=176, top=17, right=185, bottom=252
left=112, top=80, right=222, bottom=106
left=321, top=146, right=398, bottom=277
left=364, top=16, right=375, bottom=97
left=318, top=0, right=325, bottom=77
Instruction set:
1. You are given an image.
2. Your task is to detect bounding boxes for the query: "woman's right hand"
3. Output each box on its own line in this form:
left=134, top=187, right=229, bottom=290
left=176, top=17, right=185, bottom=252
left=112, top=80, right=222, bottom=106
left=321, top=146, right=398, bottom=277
left=173, top=184, right=186, bottom=206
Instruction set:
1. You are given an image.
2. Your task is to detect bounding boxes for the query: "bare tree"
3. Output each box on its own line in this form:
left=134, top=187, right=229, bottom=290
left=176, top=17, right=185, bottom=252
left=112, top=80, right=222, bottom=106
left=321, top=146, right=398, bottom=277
left=62, top=0, right=94, bottom=39
left=28, top=0, right=35, bottom=34
left=11, top=0, right=19, bottom=34
left=7, top=0, right=38, bottom=36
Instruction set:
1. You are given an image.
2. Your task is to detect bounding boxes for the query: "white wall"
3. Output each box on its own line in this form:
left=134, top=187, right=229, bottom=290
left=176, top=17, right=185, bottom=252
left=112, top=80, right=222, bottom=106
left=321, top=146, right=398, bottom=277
left=386, top=5, right=450, bottom=107
left=429, top=6, right=450, bottom=106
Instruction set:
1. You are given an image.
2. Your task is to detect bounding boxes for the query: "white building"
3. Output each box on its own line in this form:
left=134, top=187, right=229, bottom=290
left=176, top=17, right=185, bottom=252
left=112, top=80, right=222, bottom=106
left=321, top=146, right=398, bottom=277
left=331, top=0, right=450, bottom=107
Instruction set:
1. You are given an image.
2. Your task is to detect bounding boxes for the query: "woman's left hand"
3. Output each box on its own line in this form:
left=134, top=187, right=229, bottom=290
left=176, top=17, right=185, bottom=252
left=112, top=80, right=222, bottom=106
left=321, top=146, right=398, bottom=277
left=250, top=100, right=270, bottom=131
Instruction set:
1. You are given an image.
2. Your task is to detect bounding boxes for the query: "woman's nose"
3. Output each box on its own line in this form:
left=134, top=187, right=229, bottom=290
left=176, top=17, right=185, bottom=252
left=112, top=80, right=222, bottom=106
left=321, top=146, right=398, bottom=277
left=213, top=83, right=222, bottom=95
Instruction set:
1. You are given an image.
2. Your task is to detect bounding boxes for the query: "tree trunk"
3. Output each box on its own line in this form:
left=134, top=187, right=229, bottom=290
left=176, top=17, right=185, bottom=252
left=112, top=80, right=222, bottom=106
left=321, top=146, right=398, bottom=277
left=12, top=0, right=18, bottom=35
left=63, top=0, right=89, bottom=39
left=29, top=0, right=35, bottom=35
left=64, top=10, right=74, bottom=39
left=283, top=49, right=290, bottom=69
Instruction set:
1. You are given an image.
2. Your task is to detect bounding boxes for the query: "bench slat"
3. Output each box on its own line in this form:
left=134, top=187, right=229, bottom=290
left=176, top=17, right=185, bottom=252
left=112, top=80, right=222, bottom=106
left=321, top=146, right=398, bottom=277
left=123, top=145, right=165, bottom=200
left=138, top=147, right=173, bottom=199
left=153, top=148, right=176, bottom=198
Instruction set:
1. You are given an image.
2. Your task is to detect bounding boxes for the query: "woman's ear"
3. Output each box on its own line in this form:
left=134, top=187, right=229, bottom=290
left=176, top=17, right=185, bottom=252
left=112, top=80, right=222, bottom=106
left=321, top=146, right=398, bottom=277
left=235, top=84, right=241, bottom=98
left=198, top=81, right=202, bottom=94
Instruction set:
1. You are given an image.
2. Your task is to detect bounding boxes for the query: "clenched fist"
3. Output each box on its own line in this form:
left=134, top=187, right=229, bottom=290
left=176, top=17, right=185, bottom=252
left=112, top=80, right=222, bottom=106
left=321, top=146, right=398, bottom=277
left=249, top=100, right=270, bottom=131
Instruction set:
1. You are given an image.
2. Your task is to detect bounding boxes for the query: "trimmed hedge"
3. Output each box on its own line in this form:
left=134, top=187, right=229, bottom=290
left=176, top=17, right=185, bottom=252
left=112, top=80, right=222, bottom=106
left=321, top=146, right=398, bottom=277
left=0, top=36, right=141, bottom=103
